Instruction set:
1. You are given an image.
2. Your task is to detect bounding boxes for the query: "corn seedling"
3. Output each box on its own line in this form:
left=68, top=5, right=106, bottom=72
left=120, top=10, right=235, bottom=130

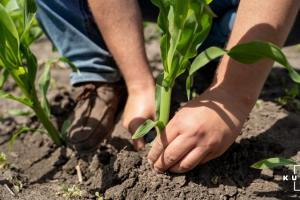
left=0, top=0, right=76, bottom=145
left=276, top=84, right=300, bottom=112
left=132, top=0, right=300, bottom=140
left=251, top=157, right=296, bottom=170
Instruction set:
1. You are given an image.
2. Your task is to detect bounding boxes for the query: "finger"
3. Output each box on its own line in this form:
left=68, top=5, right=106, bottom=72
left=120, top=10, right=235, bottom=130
left=133, top=138, right=145, bottom=151
left=153, top=135, right=196, bottom=173
left=199, top=152, right=220, bottom=165
left=147, top=124, right=179, bottom=166
left=169, top=146, right=210, bottom=173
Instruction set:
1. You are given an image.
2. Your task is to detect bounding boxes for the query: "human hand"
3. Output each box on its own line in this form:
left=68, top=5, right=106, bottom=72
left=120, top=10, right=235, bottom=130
left=147, top=87, right=254, bottom=173
left=123, top=84, right=156, bottom=150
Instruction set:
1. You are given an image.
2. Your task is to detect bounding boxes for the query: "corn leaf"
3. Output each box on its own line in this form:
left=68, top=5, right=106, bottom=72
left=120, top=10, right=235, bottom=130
left=154, top=0, right=214, bottom=88
left=186, top=75, right=193, bottom=100
left=155, top=73, right=164, bottom=120
left=228, top=41, right=300, bottom=83
left=39, top=60, right=52, bottom=117
left=58, top=57, right=80, bottom=73
left=0, top=90, right=32, bottom=106
left=0, top=68, right=9, bottom=89
left=21, top=44, right=37, bottom=87
left=20, top=0, right=37, bottom=44
left=186, top=46, right=226, bottom=99
left=9, top=126, right=35, bottom=150
left=8, top=109, right=32, bottom=117
left=132, top=120, right=161, bottom=140
left=0, top=3, right=20, bottom=64
left=3, top=0, right=19, bottom=12
left=251, top=157, right=296, bottom=169
left=61, top=119, right=71, bottom=140
left=189, top=46, right=226, bottom=75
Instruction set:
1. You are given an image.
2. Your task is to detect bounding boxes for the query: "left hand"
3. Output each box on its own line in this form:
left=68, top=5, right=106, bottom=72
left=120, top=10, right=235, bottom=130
left=147, top=87, right=253, bottom=173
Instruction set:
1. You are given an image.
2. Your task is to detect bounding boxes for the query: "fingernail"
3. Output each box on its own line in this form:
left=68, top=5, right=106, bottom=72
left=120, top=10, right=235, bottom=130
left=148, top=159, right=154, bottom=168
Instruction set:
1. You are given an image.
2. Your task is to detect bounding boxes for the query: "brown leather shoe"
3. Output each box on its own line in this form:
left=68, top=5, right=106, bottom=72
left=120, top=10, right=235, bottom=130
left=67, top=82, right=126, bottom=154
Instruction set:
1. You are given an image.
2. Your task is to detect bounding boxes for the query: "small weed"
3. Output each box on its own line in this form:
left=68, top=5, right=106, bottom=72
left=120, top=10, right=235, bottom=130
left=95, top=192, right=104, bottom=200
left=0, top=152, right=7, bottom=169
left=9, top=177, right=23, bottom=193
left=276, top=84, right=300, bottom=112
left=61, top=185, right=82, bottom=199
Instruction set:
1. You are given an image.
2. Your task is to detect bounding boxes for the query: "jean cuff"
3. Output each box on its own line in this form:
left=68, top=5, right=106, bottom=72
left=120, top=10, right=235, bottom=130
left=70, top=71, right=121, bottom=86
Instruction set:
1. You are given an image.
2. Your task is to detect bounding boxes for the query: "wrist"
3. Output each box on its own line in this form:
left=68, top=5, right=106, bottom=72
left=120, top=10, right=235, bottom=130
left=208, top=82, right=258, bottom=114
left=126, top=79, right=155, bottom=95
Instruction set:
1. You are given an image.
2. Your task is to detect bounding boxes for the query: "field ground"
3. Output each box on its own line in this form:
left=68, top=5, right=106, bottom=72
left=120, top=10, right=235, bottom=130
left=1, top=25, right=300, bottom=200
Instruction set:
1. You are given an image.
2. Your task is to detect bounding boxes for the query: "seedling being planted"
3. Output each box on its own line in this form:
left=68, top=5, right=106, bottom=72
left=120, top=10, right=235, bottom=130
left=0, top=0, right=65, bottom=145
left=132, top=0, right=300, bottom=139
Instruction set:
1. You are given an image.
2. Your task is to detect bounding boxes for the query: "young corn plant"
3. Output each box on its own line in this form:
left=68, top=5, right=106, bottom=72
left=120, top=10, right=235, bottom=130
left=0, top=0, right=63, bottom=144
left=132, top=0, right=300, bottom=139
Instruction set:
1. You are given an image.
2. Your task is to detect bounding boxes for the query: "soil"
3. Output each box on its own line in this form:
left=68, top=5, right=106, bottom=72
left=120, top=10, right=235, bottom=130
left=1, top=24, right=300, bottom=200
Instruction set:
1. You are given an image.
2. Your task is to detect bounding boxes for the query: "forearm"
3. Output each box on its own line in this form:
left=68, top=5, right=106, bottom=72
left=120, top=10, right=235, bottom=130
left=88, top=0, right=154, bottom=92
left=212, top=0, right=300, bottom=110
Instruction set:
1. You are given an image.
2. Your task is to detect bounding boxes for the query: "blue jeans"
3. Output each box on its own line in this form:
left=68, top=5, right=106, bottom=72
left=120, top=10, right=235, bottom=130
left=36, top=0, right=239, bottom=86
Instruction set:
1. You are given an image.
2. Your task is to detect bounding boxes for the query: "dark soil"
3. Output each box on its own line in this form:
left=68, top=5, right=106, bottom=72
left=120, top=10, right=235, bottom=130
left=1, top=25, right=300, bottom=200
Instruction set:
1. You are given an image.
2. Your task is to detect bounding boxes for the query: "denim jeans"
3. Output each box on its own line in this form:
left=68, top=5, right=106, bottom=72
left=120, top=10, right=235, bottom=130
left=36, top=0, right=240, bottom=86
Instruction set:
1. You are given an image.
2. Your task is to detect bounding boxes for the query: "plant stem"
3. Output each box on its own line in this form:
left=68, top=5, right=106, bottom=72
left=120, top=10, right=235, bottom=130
left=31, top=95, right=63, bottom=145
left=158, top=85, right=172, bottom=126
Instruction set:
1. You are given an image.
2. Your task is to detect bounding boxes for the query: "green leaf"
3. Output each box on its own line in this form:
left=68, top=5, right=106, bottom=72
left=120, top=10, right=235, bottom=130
left=21, top=44, right=37, bottom=87
left=5, top=0, right=19, bottom=12
left=155, top=73, right=164, bottom=120
left=0, top=90, right=32, bottom=106
left=186, top=46, right=226, bottom=99
left=0, top=152, right=7, bottom=168
left=189, top=46, right=226, bottom=76
left=251, top=157, right=296, bottom=169
left=61, top=119, right=71, bottom=140
left=186, top=75, right=193, bottom=100
left=228, top=41, right=300, bottom=83
left=9, top=126, right=35, bottom=150
left=58, top=57, right=80, bottom=73
left=0, top=3, right=20, bottom=63
left=0, top=68, right=9, bottom=89
left=39, top=60, right=51, bottom=117
left=8, top=109, right=32, bottom=117
left=151, top=0, right=170, bottom=33
left=20, top=0, right=37, bottom=45
left=132, top=120, right=160, bottom=140
left=205, top=0, right=213, bottom=5
left=23, top=0, right=36, bottom=29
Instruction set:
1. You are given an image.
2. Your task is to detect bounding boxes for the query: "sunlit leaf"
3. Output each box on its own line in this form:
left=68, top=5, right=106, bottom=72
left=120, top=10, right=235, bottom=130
left=251, top=157, right=296, bottom=169
left=132, top=120, right=161, bottom=140
left=228, top=41, right=300, bottom=83
left=189, top=47, right=226, bottom=75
